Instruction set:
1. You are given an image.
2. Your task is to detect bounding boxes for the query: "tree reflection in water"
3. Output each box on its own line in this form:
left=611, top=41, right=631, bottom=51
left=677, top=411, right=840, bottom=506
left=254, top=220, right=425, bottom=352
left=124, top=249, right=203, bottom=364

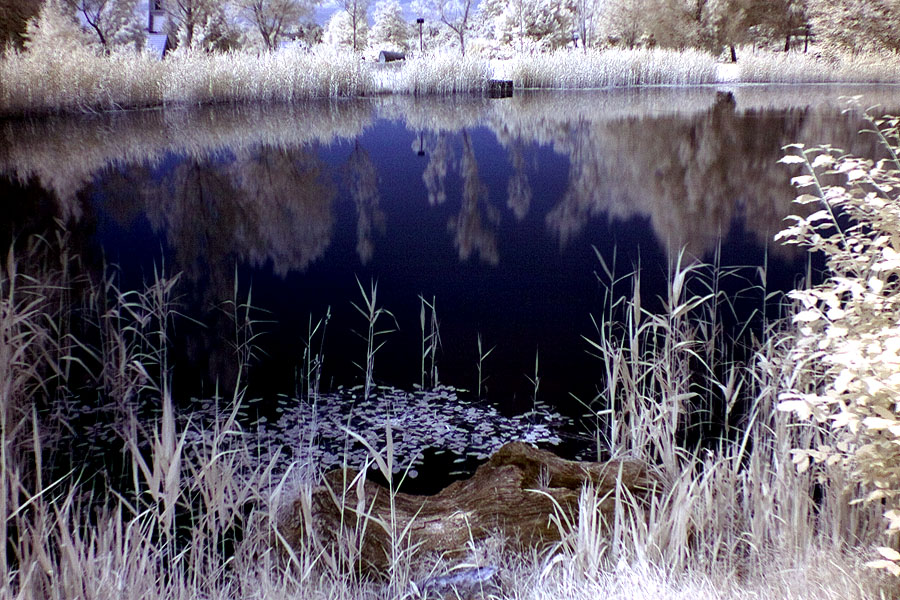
left=2, top=88, right=897, bottom=398
left=345, top=141, right=383, bottom=265
left=3, top=89, right=893, bottom=273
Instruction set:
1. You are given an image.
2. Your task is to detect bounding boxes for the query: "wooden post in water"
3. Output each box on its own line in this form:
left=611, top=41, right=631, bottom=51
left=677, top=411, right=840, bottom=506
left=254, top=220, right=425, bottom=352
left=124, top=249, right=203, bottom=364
left=487, top=80, right=513, bottom=98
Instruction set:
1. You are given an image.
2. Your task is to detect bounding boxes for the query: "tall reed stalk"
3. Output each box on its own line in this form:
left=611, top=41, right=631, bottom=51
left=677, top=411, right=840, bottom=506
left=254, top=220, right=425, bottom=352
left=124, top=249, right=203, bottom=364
left=352, top=278, right=396, bottom=401
left=476, top=332, right=495, bottom=398
left=419, top=295, right=440, bottom=389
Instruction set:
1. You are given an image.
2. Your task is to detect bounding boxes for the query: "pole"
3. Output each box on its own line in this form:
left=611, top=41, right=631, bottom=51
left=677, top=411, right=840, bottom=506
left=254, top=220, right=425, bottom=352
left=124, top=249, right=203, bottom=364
left=417, top=18, right=424, bottom=54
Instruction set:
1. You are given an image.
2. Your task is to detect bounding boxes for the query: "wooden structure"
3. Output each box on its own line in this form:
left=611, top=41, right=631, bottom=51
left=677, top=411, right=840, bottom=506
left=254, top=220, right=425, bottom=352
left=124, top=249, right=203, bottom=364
left=277, top=442, right=661, bottom=573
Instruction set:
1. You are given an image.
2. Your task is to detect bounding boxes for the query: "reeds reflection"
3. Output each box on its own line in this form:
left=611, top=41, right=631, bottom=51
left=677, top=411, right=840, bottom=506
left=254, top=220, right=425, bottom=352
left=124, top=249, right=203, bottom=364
left=3, top=86, right=898, bottom=402
left=2, top=87, right=897, bottom=276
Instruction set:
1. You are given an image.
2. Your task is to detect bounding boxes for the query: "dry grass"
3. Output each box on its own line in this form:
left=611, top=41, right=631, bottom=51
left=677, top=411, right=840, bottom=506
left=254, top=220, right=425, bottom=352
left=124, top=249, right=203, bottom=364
left=508, top=47, right=719, bottom=89
left=3, top=44, right=900, bottom=117
left=0, top=229, right=894, bottom=599
left=736, top=47, right=900, bottom=84
left=0, top=46, right=492, bottom=117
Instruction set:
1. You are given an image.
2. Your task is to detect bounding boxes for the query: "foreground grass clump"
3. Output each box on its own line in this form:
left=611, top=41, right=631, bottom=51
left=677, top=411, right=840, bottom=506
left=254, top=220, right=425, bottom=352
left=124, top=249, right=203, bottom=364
left=2, top=169, right=898, bottom=596
left=1, top=241, right=889, bottom=599
left=777, top=110, right=900, bottom=576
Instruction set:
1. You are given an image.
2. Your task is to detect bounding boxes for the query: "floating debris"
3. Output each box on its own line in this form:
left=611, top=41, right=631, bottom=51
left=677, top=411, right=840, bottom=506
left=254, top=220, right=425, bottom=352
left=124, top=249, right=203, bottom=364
left=61, top=384, right=573, bottom=484
left=243, top=385, right=569, bottom=478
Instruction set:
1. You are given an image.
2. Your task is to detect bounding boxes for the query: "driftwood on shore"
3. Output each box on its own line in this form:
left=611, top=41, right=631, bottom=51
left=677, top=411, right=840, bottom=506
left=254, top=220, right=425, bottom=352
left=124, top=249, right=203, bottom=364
left=277, top=442, right=661, bottom=572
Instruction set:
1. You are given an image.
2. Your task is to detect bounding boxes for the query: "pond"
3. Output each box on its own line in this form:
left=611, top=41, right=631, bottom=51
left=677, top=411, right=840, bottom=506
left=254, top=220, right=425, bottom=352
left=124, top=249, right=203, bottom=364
left=2, top=85, right=898, bottom=489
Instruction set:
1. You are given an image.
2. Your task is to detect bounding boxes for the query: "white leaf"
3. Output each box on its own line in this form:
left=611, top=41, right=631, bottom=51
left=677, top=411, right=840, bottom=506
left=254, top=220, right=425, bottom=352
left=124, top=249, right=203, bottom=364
left=826, top=307, right=845, bottom=320
left=793, top=310, right=822, bottom=323
left=806, top=209, right=832, bottom=222
left=811, top=154, right=835, bottom=168
left=778, top=399, right=812, bottom=420
left=876, top=547, right=900, bottom=562
left=865, top=560, right=900, bottom=576
left=862, top=417, right=896, bottom=430
left=778, top=155, right=806, bottom=164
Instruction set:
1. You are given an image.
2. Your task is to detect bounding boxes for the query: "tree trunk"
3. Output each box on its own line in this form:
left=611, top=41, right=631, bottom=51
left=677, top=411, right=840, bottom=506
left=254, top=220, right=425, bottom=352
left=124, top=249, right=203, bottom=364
left=277, top=442, right=661, bottom=573
left=730, top=45, right=737, bottom=63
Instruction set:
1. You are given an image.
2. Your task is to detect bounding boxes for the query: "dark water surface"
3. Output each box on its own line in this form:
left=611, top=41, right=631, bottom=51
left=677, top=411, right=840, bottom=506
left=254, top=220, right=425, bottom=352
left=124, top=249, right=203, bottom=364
left=3, top=85, right=898, bottom=440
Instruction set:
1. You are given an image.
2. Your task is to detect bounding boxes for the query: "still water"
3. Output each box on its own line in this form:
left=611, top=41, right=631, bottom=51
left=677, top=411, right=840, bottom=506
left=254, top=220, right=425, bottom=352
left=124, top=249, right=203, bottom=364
left=2, top=85, right=898, bottom=475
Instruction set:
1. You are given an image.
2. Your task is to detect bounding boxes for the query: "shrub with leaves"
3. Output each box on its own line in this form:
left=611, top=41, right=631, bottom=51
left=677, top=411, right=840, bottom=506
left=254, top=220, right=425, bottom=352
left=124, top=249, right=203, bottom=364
left=776, top=107, right=900, bottom=576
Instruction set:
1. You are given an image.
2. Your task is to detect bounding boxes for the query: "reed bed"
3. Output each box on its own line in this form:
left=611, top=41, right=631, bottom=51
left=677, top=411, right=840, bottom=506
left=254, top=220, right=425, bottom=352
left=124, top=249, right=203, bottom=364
left=737, top=48, right=900, bottom=84
left=4, top=44, right=900, bottom=117
left=0, top=46, right=378, bottom=116
left=377, top=52, right=493, bottom=96
left=507, top=47, right=719, bottom=89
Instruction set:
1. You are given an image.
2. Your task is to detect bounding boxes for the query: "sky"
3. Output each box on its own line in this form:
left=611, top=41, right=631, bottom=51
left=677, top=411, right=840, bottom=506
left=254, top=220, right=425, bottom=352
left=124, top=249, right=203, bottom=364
left=134, top=0, right=436, bottom=30
left=315, top=0, right=427, bottom=25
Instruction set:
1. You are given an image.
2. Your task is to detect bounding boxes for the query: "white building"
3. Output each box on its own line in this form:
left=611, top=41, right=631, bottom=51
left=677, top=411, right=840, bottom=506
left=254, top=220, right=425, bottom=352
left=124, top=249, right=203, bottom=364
left=140, top=0, right=169, bottom=57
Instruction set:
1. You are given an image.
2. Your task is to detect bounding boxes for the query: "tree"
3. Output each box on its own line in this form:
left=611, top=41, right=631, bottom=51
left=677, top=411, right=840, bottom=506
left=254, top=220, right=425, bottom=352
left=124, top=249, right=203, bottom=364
left=701, top=0, right=809, bottom=61
left=164, top=0, right=227, bottom=49
left=599, top=0, right=650, bottom=48
left=235, top=0, right=316, bottom=50
left=442, top=0, right=475, bottom=55
left=807, top=0, right=900, bottom=54
left=738, top=0, right=808, bottom=52
left=23, top=0, right=91, bottom=54
left=323, top=9, right=368, bottom=50
left=781, top=0, right=809, bottom=51
left=368, top=0, right=409, bottom=51
left=494, top=0, right=576, bottom=51
left=335, top=0, right=369, bottom=51
left=61, top=0, right=143, bottom=49
left=572, top=0, right=605, bottom=49
left=472, top=0, right=504, bottom=43
left=414, top=0, right=475, bottom=55
left=0, top=0, right=42, bottom=51
left=638, top=0, right=717, bottom=50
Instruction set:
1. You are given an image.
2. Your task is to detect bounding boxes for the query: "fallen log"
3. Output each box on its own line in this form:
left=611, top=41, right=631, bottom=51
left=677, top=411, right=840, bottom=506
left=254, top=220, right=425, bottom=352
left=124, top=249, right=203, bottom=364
left=277, top=442, right=661, bottom=572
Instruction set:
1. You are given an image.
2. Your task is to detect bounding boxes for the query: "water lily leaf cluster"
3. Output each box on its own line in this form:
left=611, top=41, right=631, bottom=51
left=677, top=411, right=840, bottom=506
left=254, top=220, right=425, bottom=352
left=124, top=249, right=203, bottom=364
left=775, top=109, right=900, bottom=576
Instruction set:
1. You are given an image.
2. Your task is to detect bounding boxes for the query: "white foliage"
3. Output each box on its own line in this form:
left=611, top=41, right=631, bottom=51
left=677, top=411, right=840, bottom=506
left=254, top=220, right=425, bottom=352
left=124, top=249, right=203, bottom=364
left=493, top=0, right=576, bottom=51
left=776, top=110, right=900, bottom=577
left=235, top=0, right=315, bottom=51
left=323, top=9, right=367, bottom=50
left=23, top=0, right=93, bottom=54
left=166, top=0, right=236, bottom=50
left=333, top=0, right=369, bottom=51
left=420, top=0, right=475, bottom=56
left=63, top=0, right=143, bottom=49
left=368, top=0, right=409, bottom=51
left=808, top=0, right=900, bottom=54
left=597, top=0, right=650, bottom=47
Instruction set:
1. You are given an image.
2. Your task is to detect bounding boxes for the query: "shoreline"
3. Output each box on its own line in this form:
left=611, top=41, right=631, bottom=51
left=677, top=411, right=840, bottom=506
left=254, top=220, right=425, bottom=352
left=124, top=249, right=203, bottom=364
left=2, top=46, right=899, bottom=118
